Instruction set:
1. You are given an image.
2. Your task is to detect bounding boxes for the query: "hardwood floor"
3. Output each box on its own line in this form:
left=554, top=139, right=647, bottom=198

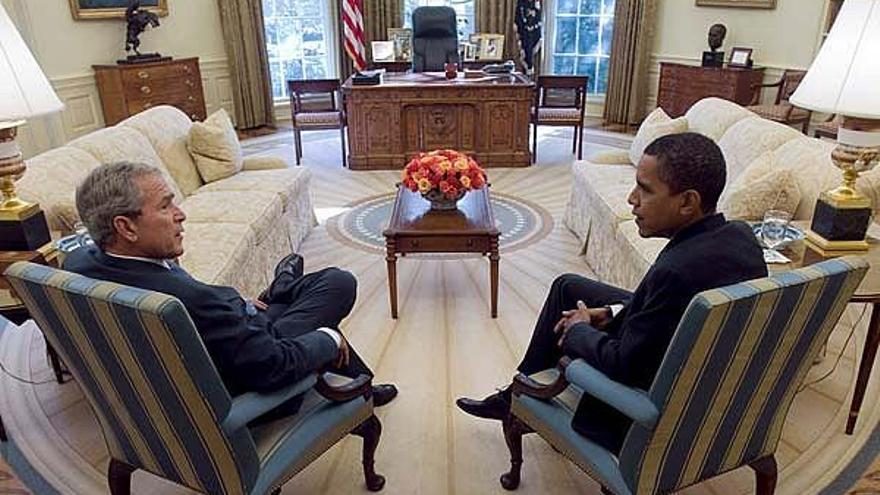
left=0, top=128, right=877, bottom=494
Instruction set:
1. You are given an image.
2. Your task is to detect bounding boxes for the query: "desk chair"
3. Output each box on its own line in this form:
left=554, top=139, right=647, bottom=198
left=748, top=69, right=812, bottom=134
left=532, top=75, right=589, bottom=162
left=412, top=6, right=459, bottom=72
left=287, top=79, right=347, bottom=167
left=5, top=262, right=386, bottom=495
left=500, top=256, right=867, bottom=495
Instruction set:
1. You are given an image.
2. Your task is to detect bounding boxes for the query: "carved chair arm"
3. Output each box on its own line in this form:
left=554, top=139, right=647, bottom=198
left=316, top=373, right=372, bottom=403
left=749, top=80, right=783, bottom=105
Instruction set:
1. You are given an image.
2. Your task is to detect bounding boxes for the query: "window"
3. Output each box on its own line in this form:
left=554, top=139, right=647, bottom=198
left=262, top=0, right=336, bottom=100
left=403, top=0, right=475, bottom=40
left=550, top=0, right=614, bottom=94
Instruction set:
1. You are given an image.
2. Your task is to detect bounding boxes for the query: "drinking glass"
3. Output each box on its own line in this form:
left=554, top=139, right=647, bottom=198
left=761, top=209, right=792, bottom=252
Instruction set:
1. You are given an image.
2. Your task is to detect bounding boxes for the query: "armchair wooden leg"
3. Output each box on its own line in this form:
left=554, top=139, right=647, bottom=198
left=571, top=126, right=577, bottom=153
left=577, top=125, right=584, bottom=160
left=352, top=415, right=386, bottom=491
left=0, top=413, right=7, bottom=442
left=339, top=127, right=347, bottom=168
left=601, top=487, right=614, bottom=495
left=750, top=455, right=777, bottom=495
left=500, top=414, right=526, bottom=490
left=108, top=458, right=135, bottom=495
left=293, top=129, right=303, bottom=165
left=532, top=124, right=538, bottom=164
left=46, top=341, right=69, bottom=384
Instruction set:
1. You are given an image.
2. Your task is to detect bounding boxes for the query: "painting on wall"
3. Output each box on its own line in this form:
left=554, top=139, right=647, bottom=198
left=695, top=0, right=776, bottom=8
left=69, top=0, right=168, bottom=20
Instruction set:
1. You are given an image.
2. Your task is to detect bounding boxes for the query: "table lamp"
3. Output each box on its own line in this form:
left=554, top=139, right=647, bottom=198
left=0, top=4, right=64, bottom=251
left=790, top=0, right=880, bottom=253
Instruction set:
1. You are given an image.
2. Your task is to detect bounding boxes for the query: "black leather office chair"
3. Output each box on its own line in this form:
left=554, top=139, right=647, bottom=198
left=412, top=6, right=459, bottom=72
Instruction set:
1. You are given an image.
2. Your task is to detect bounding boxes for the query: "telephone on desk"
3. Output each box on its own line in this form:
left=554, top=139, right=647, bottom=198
left=481, top=60, right=515, bottom=74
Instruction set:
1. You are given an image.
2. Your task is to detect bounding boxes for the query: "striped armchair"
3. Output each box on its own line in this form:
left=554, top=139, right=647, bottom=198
left=4, top=262, right=386, bottom=495
left=500, top=256, right=868, bottom=495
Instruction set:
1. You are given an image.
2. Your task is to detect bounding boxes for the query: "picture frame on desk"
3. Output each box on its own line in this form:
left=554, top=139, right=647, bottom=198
left=729, top=47, right=753, bottom=68
left=477, top=34, right=505, bottom=61
left=69, top=0, right=168, bottom=19
left=372, top=41, right=395, bottom=63
left=387, top=28, right=413, bottom=62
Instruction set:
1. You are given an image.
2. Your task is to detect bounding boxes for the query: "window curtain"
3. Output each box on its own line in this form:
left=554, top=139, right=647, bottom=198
left=216, top=0, right=276, bottom=129
left=601, top=0, right=658, bottom=126
left=337, top=0, right=403, bottom=82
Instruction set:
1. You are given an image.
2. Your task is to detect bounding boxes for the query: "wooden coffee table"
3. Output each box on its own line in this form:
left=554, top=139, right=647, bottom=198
left=383, top=185, right=500, bottom=319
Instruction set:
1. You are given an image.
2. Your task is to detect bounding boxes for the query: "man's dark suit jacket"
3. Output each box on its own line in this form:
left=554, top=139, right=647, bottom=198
left=63, top=247, right=338, bottom=396
left=562, top=214, right=767, bottom=450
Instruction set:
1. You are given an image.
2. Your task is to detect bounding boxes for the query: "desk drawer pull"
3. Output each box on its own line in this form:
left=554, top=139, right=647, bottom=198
left=140, top=85, right=152, bottom=95
left=137, top=70, right=150, bottom=79
left=185, top=79, right=195, bottom=88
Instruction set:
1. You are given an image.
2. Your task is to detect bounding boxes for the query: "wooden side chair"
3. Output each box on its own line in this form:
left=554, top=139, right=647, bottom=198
left=532, top=75, right=590, bottom=163
left=814, top=114, right=843, bottom=140
left=499, top=256, right=868, bottom=495
left=287, top=79, right=347, bottom=167
left=5, top=262, right=386, bottom=495
left=747, top=69, right=812, bottom=134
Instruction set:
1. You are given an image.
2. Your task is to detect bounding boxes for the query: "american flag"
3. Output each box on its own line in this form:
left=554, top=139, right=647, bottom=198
left=515, top=0, right=542, bottom=72
left=342, top=0, right=367, bottom=71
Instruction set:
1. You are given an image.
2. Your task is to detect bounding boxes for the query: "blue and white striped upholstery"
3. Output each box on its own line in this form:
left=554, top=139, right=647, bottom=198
left=4, top=262, right=372, bottom=495
left=512, top=256, right=868, bottom=495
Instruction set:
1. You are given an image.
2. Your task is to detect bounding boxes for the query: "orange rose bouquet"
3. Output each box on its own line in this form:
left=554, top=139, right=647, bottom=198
left=401, top=150, right=487, bottom=209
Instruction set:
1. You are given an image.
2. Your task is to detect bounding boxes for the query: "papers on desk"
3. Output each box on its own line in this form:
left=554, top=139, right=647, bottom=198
left=763, top=249, right=791, bottom=264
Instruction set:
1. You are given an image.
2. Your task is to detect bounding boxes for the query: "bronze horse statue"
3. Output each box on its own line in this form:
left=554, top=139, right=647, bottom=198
left=125, top=0, right=160, bottom=55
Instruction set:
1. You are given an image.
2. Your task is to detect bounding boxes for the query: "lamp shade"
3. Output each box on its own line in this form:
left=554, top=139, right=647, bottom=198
left=0, top=4, right=63, bottom=121
left=790, top=0, right=880, bottom=119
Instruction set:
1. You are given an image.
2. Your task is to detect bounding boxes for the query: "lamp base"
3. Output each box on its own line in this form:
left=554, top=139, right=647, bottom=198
left=806, top=196, right=872, bottom=254
left=0, top=208, right=51, bottom=251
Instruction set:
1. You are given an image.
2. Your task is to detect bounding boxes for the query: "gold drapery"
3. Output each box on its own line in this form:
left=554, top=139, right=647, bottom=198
left=601, top=0, right=658, bottom=126
left=216, top=0, right=276, bottom=128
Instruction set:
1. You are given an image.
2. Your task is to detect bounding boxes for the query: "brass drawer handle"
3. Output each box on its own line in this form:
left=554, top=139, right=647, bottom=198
left=187, top=95, right=196, bottom=102
left=190, top=113, right=199, bottom=120
left=140, top=85, right=152, bottom=94
left=143, top=102, right=154, bottom=109
left=466, top=239, right=475, bottom=247
left=137, top=70, right=150, bottom=79
left=183, top=65, right=192, bottom=73
left=185, top=79, right=195, bottom=87
left=410, top=240, right=419, bottom=247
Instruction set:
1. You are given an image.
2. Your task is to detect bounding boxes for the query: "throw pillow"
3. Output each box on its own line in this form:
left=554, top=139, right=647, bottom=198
left=720, top=152, right=802, bottom=221
left=187, top=108, right=243, bottom=183
left=629, top=107, right=688, bottom=166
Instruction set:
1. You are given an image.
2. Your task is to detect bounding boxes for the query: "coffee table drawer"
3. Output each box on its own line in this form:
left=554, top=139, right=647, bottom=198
left=396, top=236, right=490, bottom=253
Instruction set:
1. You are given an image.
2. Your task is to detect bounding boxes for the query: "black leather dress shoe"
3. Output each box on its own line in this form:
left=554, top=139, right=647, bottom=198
left=455, top=392, right=510, bottom=420
left=372, top=384, right=398, bottom=407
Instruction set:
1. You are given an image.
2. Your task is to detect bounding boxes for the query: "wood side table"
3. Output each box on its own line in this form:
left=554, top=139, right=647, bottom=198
left=773, top=222, right=880, bottom=434
left=383, top=186, right=500, bottom=318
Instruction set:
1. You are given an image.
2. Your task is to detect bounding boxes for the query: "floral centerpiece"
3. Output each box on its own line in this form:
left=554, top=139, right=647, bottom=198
left=401, top=149, right=487, bottom=210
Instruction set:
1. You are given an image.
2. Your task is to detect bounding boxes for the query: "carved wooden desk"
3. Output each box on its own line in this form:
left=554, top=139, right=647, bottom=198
left=383, top=186, right=500, bottom=318
left=343, top=72, right=533, bottom=170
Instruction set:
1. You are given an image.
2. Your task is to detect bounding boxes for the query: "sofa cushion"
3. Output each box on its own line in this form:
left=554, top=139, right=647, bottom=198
left=67, top=125, right=185, bottom=199
left=684, top=97, right=754, bottom=141
left=769, top=138, right=840, bottom=220
left=180, top=191, right=283, bottom=245
left=720, top=152, right=801, bottom=221
left=18, top=146, right=102, bottom=232
left=179, top=222, right=257, bottom=289
left=198, top=168, right=310, bottom=208
left=614, top=220, right=668, bottom=290
left=187, top=109, right=244, bottom=183
left=629, top=107, right=688, bottom=166
left=717, top=116, right=802, bottom=183
left=121, top=105, right=203, bottom=196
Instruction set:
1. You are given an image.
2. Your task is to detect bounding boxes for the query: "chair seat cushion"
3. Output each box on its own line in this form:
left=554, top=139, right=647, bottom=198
left=537, top=107, right=582, bottom=122
left=247, top=374, right=372, bottom=495
left=747, top=104, right=810, bottom=122
left=294, top=111, right=343, bottom=127
left=511, top=369, right=633, bottom=495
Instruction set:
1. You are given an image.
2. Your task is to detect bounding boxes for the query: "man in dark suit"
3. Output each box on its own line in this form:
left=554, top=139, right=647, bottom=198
left=456, top=132, right=767, bottom=453
left=65, top=161, right=397, bottom=407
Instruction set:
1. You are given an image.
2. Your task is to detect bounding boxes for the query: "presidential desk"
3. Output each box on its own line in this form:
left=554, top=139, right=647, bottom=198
left=342, top=72, right=533, bottom=170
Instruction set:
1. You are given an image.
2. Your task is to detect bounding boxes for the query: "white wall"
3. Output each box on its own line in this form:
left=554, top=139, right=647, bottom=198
left=3, top=0, right=234, bottom=157
left=647, top=0, right=828, bottom=110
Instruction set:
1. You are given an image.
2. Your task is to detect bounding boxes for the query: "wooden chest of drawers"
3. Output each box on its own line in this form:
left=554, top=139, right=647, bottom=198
left=93, top=57, right=207, bottom=126
left=657, top=62, right=765, bottom=118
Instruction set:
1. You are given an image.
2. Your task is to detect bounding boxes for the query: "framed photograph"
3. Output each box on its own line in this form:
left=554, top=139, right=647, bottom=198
left=695, top=0, right=776, bottom=8
left=461, top=42, right=478, bottom=62
left=477, top=33, right=504, bottom=61
left=387, top=28, right=413, bottom=62
left=371, top=41, right=395, bottom=63
left=728, top=47, right=753, bottom=67
left=69, top=0, right=168, bottom=20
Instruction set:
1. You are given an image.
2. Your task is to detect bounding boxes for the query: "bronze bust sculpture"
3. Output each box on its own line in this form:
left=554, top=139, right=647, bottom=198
left=702, top=23, right=727, bottom=67
left=120, top=0, right=164, bottom=63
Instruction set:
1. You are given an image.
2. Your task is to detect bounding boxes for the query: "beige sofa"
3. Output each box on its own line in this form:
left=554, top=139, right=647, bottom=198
left=564, top=97, right=880, bottom=291
left=17, top=105, right=317, bottom=298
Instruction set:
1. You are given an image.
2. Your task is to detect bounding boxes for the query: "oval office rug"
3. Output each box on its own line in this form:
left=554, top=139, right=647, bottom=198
left=326, top=190, right=554, bottom=257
